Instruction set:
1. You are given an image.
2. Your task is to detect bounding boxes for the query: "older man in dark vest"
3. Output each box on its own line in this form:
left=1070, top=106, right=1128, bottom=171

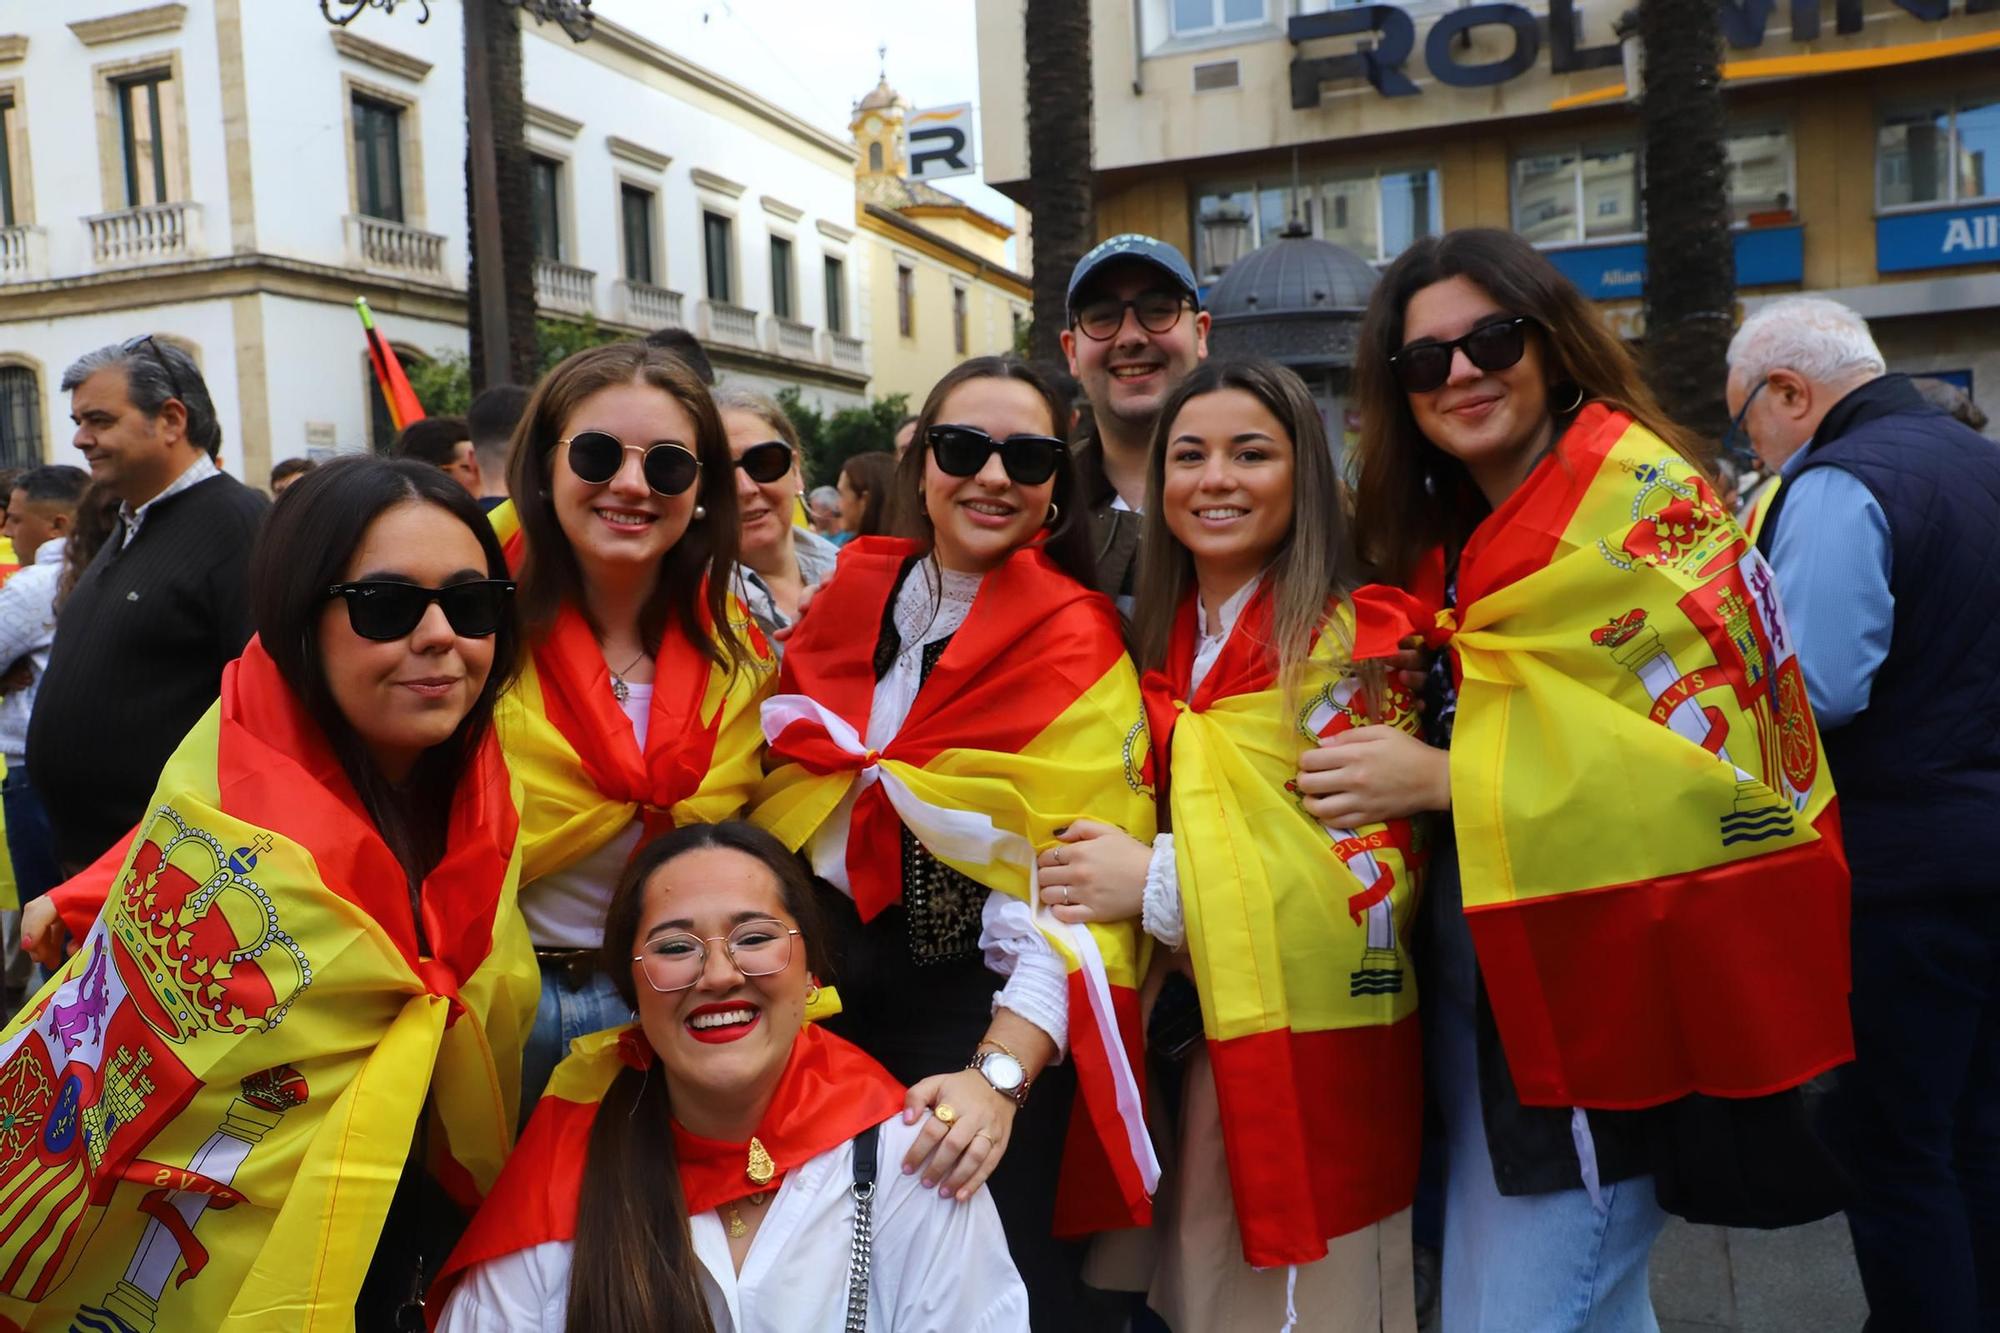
left=1728, top=296, right=2000, bottom=1332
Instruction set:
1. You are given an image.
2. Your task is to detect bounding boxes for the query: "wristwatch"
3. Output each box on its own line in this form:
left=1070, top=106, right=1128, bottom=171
left=967, top=1042, right=1030, bottom=1106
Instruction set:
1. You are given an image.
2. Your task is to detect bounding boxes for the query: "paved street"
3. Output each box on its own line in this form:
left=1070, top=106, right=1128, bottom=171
left=1654, top=1215, right=1867, bottom=1333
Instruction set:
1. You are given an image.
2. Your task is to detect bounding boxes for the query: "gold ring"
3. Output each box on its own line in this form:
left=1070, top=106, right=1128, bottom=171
left=933, top=1103, right=958, bottom=1125
left=1063, top=885, right=1073, bottom=905
left=973, top=1129, right=995, bottom=1144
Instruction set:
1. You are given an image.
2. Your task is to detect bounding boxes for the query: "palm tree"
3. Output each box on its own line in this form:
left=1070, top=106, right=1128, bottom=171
left=1638, top=0, right=1733, bottom=455
left=464, top=1, right=540, bottom=389
left=1024, top=0, right=1095, bottom=364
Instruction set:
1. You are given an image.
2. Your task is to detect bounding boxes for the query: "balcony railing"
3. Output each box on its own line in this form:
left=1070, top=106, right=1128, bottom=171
left=344, top=213, right=447, bottom=279
left=0, top=225, right=47, bottom=282
left=701, top=299, right=759, bottom=350
left=827, top=331, right=867, bottom=373
left=772, top=317, right=818, bottom=361
left=614, top=278, right=683, bottom=330
left=85, top=201, right=202, bottom=268
left=535, top=258, right=597, bottom=316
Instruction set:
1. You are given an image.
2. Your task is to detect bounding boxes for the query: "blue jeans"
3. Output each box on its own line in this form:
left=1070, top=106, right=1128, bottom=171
left=3, top=767, right=61, bottom=907
left=1430, top=835, right=1666, bottom=1333
left=520, top=964, right=633, bottom=1126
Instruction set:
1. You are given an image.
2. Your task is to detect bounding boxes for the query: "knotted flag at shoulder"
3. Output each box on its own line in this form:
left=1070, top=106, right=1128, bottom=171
left=752, top=537, right=1161, bottom=1234
left=1141, top=585, right=1424, bottom=1268
left=1355, top=404, right=1852, bottom=1109
left=0, top=640, right=538, bottom=1331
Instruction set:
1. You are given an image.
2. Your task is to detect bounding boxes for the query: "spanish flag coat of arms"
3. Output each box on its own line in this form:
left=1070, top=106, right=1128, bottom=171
left=0, top=641, right=539, bottom=1331
left=752, top=538, right=1162, bottom=1233
left=1356, top=405, right=1852, bottom=1109
left=1142, top=586, right=1424, bottom=1268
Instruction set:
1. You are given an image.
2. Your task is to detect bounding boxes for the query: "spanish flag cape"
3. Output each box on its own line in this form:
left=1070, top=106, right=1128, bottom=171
left=752, top=537, right=1161, bottom=1234
left=486, top=501, right=776, bottom=883
left=1141, top=585, right=1424, bottom=1268
left=428, top=1018, right=903, bottom=1319
left=0, top=638, right=538, bottom=1331
left=1355, top=404, right=1852, bottom=1109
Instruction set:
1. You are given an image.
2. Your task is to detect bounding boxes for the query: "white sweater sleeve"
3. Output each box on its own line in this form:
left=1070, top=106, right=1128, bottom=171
left=871, top=1116, right=1032, bottom=1332
left=979, top=891, right=1070, bottom=1058
left=435, top=1240, right=573, bottom=1332
left=1141, top=832, right=1185, bottom=948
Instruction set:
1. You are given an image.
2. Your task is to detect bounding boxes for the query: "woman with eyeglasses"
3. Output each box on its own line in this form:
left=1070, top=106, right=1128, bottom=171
left=751, top=357, right=1159, bottom=1329
left=0, top=457, right=539, bottom=1331
left=711, top=386, right=840, bottom=644
left=1290, top=229, right=1848, bottom=1330
left=496, top=344, right=775, bottom=1114
left=433, top=820, right=1029, bottom=1331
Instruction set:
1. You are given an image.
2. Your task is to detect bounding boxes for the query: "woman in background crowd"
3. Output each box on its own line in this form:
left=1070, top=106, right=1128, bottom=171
left=834, top=450, right=895, bottom=545
left=712, top=385, right=839, bottom=642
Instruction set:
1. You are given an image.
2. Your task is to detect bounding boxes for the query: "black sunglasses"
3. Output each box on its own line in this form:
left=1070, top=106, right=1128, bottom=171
left=123, top=333, right=190, bottom=404
left=733, top=440, right=794, bottom=484
left=1721, top=378, right=1768, bottom=466
left=927, top=424, right=1067, bottom=487
left=325, top=578, right=516, bottom=642
left=561, top=430, right=702, bottom=496
left=1388, top=316, right=1535, bottom=394
left=1071, top=290, right=1193, bottom=342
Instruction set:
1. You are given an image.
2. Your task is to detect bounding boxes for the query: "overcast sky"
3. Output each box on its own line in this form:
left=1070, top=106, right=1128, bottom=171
left=605, top=0, right=1020, bottom=231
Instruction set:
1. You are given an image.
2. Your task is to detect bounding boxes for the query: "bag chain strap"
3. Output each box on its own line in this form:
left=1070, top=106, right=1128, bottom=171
left=844, top=1122, right=880, bottom=1333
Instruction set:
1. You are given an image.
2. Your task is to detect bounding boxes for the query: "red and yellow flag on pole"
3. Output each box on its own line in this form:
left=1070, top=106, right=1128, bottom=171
left=1355, top=405, right=1851, bottom=1110
left=356, top=297, right=425, bottom=435
left=752, top=538, right=1161, bottom=1234
left=1143, top=586, right=1423, bottom=1268
left=0, top=640, right=538, bottom=1331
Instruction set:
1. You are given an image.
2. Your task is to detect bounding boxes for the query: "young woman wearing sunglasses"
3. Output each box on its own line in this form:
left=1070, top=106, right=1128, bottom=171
left=1293, top=230, right=1849, bottom=1330
left=434, top=820, right=1029, bottom=1331
left=498, top=344, right=775, bottom=1114
left=0, top=457, right=539, bottom=1330
left=712, top=386, right=840, bottom=644
left=751, top=357, right=1159, bottom=1329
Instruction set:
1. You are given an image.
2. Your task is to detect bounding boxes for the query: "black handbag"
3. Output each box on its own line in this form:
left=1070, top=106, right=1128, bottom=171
left=1646, top=1073, right=1850, bottom=1229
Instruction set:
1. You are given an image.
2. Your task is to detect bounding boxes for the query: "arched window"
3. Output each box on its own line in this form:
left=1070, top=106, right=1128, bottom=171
left=868, top=142, right=883, bottom=173
left=0, top=362, right=42, bottom=467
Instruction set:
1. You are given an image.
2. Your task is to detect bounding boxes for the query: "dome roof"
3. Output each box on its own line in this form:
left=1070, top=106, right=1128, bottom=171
left=1206, top=231, right=1379, bottom=323
left=857, top=76, right=907, bottom=114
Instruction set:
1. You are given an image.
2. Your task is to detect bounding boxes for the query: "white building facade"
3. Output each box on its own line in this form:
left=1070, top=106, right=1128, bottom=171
left=0, top=1, right=872, bottom=483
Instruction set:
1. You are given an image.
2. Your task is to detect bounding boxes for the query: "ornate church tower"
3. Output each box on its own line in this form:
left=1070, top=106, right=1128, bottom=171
left=850, top=53, right=912, bottom=203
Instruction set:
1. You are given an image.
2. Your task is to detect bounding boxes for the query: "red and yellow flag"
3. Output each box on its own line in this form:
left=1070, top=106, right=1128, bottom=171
left=356, top=297, right=424, bottom=435
left=1356, top=405, right=1851, bottom=1110
left=0, top=640, right=538, bottom=1331
left=1143, top=586, right=1424, bottom=1268
left=752, top=537, right=1161, bottom=1234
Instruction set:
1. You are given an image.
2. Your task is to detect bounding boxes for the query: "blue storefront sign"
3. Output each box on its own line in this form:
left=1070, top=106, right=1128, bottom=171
left=1544, top=226, right=1806, bottom=301
left=1876, top=204, right=2000, bottom=274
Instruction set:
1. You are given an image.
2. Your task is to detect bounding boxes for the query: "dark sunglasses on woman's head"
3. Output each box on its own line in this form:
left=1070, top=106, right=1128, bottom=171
left=325, top=578, right=515, bottom=641
left=732, top=440, right=794, bottom=484
left=561, top=430, right=702, bottom=496
left=1388, top=316, right=1535, bottom=394
left=927, top=425, right=1066, bottom=487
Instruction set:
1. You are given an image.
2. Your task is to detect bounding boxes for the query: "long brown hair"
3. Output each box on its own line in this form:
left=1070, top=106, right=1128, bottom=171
left=506, top=343, right=747, bottom=672
left=883, top=356, right=1098, bottom=590
left=1352, top=228, right=1706, bottom=585
left=566, top=821, right=826, bottom=1333
left=54, top=482, right=121, bottom=613
left=1130, top=360, right=1370, bottom=695
left=838, top=450, right=896, bottom=538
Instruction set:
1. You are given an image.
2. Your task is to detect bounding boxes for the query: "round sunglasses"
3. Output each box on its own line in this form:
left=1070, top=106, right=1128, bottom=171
left=927, top=424, right=1066, bottom=487
left=325, top=578, right=515, bottom=642
left=1071, top=290, right=1193, bottom=342
left=732, top=440, right=794, bottom=484
left=1388, top=316, right=1535, bottom=394
left=561, top=430, right=702, bottom=496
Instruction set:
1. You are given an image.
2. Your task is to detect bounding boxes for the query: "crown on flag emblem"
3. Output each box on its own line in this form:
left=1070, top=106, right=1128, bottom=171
left=111, top=809, right=313, bottom=1047
left=1591, top=608, right=1649, bottom=649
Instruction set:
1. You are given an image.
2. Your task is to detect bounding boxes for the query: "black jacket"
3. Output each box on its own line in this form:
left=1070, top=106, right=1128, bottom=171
left=1074, top=435, right=1145, bottom=607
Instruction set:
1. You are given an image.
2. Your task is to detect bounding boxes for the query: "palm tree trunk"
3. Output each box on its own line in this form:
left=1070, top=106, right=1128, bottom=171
left=1024, top=0, right=1095, bottom=365
left=465, top=1, right=540, bottom=390
left=1638, top=0, right=1733, bottom=455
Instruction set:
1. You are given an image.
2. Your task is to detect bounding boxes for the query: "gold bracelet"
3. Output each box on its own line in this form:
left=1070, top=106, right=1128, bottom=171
left=976, top=1038, right=1023, bottom=1067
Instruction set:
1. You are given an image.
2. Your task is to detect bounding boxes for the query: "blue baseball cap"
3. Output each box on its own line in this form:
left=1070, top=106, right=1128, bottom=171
left=1066, top=234, right=1199, bottom=318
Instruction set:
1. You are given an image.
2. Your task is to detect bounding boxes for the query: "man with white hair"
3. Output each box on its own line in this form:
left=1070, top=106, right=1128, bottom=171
left=1726, top=295, right=2000, bottom=1331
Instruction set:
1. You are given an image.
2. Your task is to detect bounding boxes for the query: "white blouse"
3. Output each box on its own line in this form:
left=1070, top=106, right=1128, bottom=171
left=435, top=1112, right=1029, bottom=1333
left=806, top=559, right=1071, bottom=1055
left=519, top=682, right=652, bottom=950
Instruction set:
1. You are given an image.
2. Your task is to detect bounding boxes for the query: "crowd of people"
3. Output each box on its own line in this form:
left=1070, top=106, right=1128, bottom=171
left=0, top=225, right=1990, bottom=1333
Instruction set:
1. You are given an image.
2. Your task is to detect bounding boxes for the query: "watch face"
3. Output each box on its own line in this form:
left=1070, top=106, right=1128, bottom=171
left=981, top=1051, right=1025, bottom=1091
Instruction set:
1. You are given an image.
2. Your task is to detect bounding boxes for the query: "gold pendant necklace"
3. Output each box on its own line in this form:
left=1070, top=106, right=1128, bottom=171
left=724, top=1189, right=772, bottom=1239
left=609, top=648, right=646, bottom=704
left=728, top=1136, right=778, bottom=1239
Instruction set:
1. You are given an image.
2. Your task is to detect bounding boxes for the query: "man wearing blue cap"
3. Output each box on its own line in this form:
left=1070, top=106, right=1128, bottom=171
left=1061, top=234, right=1209, bottom=610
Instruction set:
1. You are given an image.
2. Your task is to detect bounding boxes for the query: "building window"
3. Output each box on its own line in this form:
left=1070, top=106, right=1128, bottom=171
left=352, top=95, right=404, bottom=224
left=824, top=255, right=846, bottom=333
left=621, top=184, right=656, bottom=285
left=704, top=211, right=734, bottom=303
left=868, top=142, right=884, bottom=172
left=529, top=154, right=562, bottom=261
left=1879, top=97, right=2000, bottom=209
left=896, top=264, right=915, bottom=337
left=1171, top=0, right=1266, bottom=39
left=952, top=286, right=969, bottom=354
left=1194, top=165, right=1440, bottom=276
left=0, top=365, right=39, bottom=467
left=115, top=71, right=171, bottom=207
left=1512, top=142, right=1641, bottom=245
left=1726, top=125, right=1795, bottom=223
left=770, top=235, right=795, bottom=319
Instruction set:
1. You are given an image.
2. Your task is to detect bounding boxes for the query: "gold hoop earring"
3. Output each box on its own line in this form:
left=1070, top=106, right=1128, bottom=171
left=1552, top=382, right=1585, bottom=415
left=1044, top=501, right=1061, bottom=528
left=804, top=979, right=820, bottom=1004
